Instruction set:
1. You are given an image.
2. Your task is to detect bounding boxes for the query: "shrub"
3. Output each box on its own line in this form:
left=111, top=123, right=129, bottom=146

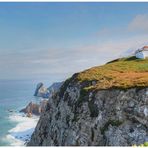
left=144, top=142, right=148, bottom=146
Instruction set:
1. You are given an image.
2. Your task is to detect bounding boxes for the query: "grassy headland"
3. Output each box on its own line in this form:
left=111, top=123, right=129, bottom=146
left=76, top=56, right=148, bottom=90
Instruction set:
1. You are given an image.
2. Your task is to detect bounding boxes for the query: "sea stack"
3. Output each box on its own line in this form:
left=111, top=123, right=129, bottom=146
left=34, top=82, right=50, bottom=98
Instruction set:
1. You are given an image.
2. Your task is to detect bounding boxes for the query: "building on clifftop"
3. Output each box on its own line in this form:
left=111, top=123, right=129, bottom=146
left=135, top=46, right=148, bottom=59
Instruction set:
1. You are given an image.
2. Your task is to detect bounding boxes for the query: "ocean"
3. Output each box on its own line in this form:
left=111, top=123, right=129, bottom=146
left=0, top=79, right=49, bottom=146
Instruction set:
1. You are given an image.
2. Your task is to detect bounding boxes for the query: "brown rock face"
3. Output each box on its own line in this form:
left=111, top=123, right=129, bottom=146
left=20, top=100, right=48, bottom=116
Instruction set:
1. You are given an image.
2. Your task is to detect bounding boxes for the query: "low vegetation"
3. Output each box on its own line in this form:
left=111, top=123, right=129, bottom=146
left=144, top=142, right=148, bottom=147
left=133, top=142, right=148, bottom=147
left=76, top=56, right=148, bottom=90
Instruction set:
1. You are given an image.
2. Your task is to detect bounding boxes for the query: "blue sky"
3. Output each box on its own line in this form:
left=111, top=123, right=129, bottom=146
left=0, top=2, right=148, bottom=83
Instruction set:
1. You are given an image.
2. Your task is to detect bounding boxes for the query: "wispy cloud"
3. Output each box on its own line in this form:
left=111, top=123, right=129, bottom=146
left=1, top=10, right=148, bottom=81
left=128, top=14, right=148, bottom=32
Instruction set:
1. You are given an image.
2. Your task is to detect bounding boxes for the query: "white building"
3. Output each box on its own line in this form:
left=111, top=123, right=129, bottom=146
left=135, top=46, right=148, bottom=59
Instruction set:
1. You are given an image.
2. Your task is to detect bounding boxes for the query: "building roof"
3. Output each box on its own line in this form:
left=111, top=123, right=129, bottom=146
left=143, top=46, right=148, bottom=48
left=142, top=46, right=148, bottom=51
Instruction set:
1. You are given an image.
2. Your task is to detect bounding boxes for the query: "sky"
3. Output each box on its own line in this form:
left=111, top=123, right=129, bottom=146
left=0, top=2, right=148, bottom=83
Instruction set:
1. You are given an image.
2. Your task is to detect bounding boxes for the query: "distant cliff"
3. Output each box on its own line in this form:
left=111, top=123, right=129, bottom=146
left=28, top=57, right=148, bottom=146
left=34, top=82, right=63, bottom=98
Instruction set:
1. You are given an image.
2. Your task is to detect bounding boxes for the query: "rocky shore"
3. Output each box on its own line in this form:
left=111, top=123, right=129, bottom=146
left=20, top=100, right=48, bottom=117
left=20, top=81, right=63, bottom=117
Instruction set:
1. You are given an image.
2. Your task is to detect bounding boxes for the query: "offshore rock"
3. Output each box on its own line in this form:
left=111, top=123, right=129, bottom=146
left=34, top=82, right=63, bottom=98
left=34, top=82, right=49, bottom=98
left=20, top=100, right=48, bottom=116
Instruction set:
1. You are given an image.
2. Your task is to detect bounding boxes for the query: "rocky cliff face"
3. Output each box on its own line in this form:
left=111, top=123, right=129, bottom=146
left=47, top=82, right=64, bottom=98
left=28, top=74, right=148, bottom=146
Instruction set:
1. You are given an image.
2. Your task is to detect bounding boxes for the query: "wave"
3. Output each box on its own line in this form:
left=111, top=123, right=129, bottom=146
left=3, top=112, right=39, bottom=146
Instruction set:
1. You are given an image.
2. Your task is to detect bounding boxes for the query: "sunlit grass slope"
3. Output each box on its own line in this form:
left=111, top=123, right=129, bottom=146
left=76, top=56, right=148, bottom=90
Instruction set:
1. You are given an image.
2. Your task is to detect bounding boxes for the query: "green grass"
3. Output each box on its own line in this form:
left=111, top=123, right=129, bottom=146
left=76, top=56, right=148, bottom=90
left=134, top=142, right=148, bottom=147
left=144, top=142, right=148, bottom=146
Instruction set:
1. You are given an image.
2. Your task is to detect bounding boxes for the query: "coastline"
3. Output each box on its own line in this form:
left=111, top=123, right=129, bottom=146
left=3, top=112, right=39, bottom=146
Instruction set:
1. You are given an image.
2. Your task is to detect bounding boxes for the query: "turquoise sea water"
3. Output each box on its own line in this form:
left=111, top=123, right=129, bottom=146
left=0, top=79, right=48, bottom=146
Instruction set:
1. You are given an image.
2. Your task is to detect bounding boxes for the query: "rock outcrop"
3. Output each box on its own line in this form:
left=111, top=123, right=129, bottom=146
left=28, top=76, right=148, bottom=146
left=28, top=57, right=148, bottom=146
left=34, top=82, right=63, bottom=98
left=47, top=82, right=64, bottom=98
left=34, top=82, right=49, bottom=98
left=20, top=100, right=48, bottom=116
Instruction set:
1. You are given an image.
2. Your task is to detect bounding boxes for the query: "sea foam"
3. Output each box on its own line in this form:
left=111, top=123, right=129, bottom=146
left=4, top=112, right=39, bottom=146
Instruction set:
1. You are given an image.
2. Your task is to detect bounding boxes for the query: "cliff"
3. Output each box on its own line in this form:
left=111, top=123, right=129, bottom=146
left=34, top=82, right=63, bottom=98
left=28, top=57, right=148, bottom=146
